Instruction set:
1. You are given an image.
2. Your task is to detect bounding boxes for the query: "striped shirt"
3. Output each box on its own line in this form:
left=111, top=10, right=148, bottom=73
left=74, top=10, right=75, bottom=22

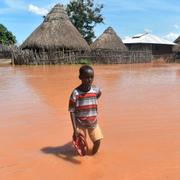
left=69, top=86, right=101, bottom=128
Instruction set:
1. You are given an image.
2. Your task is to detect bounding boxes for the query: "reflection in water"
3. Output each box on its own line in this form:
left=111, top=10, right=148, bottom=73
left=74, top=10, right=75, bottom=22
left=1, top=64, right=180, bottom=180
left=176, top=69, right=180, bottom=77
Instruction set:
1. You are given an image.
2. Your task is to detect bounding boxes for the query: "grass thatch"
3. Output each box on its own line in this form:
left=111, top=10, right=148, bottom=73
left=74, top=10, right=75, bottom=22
left=90, top=27, right=127, bottom=51
left=21, top=4, right=90, bottom=51
left=174, top=36, right=180, bottom=44
left=173, top=45, right=180, bottom=52
left=173, top=36, right=180, bottom=52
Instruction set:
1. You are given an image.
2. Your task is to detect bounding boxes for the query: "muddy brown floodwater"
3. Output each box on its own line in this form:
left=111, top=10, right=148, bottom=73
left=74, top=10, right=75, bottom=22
left=0, top=64, right=180, bottom=180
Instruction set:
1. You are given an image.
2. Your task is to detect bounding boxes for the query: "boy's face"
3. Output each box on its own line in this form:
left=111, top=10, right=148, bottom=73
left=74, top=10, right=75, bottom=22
left=80, top=69, right=94, bottom=88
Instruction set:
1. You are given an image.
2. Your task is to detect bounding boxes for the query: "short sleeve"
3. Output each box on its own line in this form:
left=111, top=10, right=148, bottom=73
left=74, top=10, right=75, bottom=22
left=68, top=90, right=77, bottom=112
left=93, top=86, right=102, bottom=99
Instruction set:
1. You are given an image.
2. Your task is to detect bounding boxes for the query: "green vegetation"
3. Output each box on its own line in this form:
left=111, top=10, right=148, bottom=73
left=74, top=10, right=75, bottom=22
left=78, top=58, right=92, bottom=64
left=66, top=0, right=104, bottom=44
left=0, top=24, right=17, bottom=45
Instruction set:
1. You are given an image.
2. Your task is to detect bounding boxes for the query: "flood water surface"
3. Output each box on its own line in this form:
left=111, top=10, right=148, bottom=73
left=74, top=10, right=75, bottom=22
left=0, top=64, right=180, bottom=180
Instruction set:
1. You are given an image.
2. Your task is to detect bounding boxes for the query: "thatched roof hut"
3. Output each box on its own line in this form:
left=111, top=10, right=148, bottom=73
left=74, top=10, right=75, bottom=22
left=0, top=44, right=12, bottom=58
left=21, top=4, right=90, bottom=51
left=173, top=36, right=180, bottom=52
left=90, top=27, right=127, bottom=51
left=173, top=45, right=180, bottom=52
left=174, top=36, right=180, bottom=44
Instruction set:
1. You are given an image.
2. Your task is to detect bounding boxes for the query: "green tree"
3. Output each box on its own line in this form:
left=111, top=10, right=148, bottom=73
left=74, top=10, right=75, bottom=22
left=66, top=0, right=104, bottom=44
left=0, top=24, right=17, bottom=45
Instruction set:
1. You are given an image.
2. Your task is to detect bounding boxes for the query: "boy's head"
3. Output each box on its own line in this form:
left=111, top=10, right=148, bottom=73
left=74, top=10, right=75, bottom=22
left=79, top=65, right=94, bottom=87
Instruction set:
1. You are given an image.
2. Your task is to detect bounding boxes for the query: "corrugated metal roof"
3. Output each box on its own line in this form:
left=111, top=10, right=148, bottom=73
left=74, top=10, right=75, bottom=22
left=123, top=33, right=176, bottom=45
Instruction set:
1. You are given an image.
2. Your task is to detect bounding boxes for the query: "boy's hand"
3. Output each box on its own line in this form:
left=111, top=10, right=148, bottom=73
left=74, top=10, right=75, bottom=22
left=73, top=130, right=79, bottom=140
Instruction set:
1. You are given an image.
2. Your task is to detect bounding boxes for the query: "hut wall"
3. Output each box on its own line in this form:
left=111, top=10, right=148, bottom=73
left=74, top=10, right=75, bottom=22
left=174, top=52, right=180, bottom=62
left=0, top=45, right=12, bottom=58
left=125, top=44, right=152, bottom=51
left=152, top=44, right=173, bottom=55
left=125, top=43, right=174, bottom=55
left=125, top=43, right=175, bottom=61
left=172, top=45, right=180, bottom=62
left=12, top=48, right=87, bottom=65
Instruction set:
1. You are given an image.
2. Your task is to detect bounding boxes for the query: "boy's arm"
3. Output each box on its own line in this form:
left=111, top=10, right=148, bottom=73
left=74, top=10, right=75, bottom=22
left=70, top=112, right=78, bottom=136
left=97, top=88, right=102, bottom=99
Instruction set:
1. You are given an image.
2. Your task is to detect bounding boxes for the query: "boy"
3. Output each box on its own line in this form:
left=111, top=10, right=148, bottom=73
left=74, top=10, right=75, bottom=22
left=68, top=65, right=103, bottom=155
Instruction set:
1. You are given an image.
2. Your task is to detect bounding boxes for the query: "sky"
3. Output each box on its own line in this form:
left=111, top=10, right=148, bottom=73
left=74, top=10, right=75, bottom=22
left=0, top=0, right=180, bottom=45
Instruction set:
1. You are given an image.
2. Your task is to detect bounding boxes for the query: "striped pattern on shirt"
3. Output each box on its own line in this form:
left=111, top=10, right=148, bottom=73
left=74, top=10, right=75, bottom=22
left=69, top=86, right=101, bottom=128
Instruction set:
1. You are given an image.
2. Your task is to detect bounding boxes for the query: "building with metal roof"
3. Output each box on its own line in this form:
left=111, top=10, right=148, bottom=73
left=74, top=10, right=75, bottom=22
left=123, top=33, right=176, bottom=57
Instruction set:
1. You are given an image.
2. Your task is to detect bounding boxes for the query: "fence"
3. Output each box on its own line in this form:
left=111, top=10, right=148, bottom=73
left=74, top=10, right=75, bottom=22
left=153, top=54, right=176, bottom=63
left=90, top=50, right=152, bottom=64
left=0, top=45, right=12, bottom=58
left=11, top=48, right=155, bottom=65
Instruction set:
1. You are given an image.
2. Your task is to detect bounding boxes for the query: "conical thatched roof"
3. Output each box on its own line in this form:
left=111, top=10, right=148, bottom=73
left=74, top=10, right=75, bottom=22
left=173, top=36, right=180, bottom=52
left=174, top=36, right=180, bottom=44
left=21, top=4, right=90, bottom=51
left=91, top=27, right=127, bottom=51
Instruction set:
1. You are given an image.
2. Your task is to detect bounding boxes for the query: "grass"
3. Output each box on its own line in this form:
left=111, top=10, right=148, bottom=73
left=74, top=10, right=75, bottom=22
left=77, top=58, right=92, bottom=65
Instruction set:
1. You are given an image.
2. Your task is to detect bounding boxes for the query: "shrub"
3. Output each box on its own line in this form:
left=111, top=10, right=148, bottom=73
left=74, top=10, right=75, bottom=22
left=78, top=58, right=92, bottom=64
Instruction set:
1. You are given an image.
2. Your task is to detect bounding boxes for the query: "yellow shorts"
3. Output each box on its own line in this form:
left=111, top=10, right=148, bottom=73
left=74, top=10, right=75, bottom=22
left=77, top=124, right=103, bottom=142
